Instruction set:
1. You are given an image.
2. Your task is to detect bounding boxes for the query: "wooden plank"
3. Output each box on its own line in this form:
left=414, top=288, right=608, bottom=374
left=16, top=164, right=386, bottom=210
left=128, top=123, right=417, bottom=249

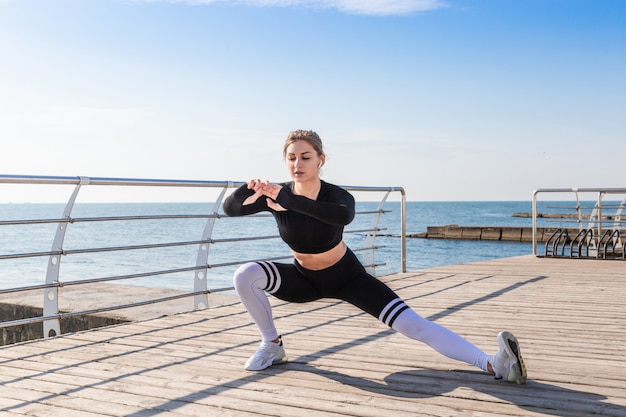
left=0, top=255, right=625, bottom=416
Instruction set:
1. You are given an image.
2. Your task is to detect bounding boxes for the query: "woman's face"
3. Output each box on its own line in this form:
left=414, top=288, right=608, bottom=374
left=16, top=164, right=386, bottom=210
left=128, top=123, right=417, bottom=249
left=285, top=140, right=325, bottom=183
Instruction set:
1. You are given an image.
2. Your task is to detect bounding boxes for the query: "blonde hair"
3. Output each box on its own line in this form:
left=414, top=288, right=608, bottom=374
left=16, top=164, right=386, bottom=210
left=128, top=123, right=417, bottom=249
left=283, top=130, right=325, bottom=158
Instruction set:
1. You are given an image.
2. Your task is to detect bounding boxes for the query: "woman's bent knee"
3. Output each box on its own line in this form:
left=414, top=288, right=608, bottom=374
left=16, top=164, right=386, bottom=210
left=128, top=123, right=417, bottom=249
left=233, top=262, right=266, bottom=291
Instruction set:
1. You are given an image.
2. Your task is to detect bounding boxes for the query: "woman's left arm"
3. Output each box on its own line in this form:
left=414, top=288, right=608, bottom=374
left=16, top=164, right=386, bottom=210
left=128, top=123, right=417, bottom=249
left=275, top=185, right=355, bottom=226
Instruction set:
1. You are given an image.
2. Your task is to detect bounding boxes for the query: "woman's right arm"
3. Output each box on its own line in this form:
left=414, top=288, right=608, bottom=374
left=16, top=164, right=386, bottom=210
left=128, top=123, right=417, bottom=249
left=223, top=183, right=269, bottom=216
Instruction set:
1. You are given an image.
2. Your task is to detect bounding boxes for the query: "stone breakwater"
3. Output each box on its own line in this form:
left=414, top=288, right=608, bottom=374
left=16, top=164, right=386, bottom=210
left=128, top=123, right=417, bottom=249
left=513, top=212, right=621, bottom=219
left=408, top=225, right=581, bottom=242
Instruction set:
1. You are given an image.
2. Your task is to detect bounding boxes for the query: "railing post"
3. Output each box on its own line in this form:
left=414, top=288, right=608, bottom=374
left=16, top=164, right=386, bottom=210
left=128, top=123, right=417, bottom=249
left=574, top=190, right=582, bottom=229
left=532, top=190, right=538, bottom=256
left=43, top=176, right=88, bottom=338
left=193, top=184, right=230, bottom=309
left=401, top=190, right=406, bottom=273
left=613, top=196, right=626, bottom=230
left=597, top=192, right=604, bottom=238
left=363, top=191, right=390, bottom=276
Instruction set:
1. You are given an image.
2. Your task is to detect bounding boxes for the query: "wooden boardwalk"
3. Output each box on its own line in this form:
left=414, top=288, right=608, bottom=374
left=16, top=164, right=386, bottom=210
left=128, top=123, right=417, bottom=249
left=1, top=255, right=625, bottom=416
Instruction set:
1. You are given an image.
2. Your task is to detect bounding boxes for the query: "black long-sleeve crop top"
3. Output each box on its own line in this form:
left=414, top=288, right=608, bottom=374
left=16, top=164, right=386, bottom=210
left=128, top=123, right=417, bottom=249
left=223, top=180, right=355, bottom=254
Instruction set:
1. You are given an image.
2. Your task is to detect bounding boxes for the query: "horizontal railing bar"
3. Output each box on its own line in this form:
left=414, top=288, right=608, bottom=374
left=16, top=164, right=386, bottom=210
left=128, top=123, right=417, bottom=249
left=363, top=262, right=386, bottom=269
left=220, top=209, right=385, bottom=217
left=0, top=209, right=383, bottom=228
left=356, top=210, right=391, bottom=215
left=0, top=218, right=68, bottom=226
left=0, top=224, right=388, bottom=262
left=208, top=254, right=295, bottom=269
left=0, top=239, right=215, bottom=260
left=61, top=266, right=208, bottom=287
left=341, top=184, right=405, bottom=194
left=208, top=286, right=236, bottom=293
left=0, top=214, right=221, bottom=227
left=212, top=235, right=281, bottom=244
left=352, top=246, right=386, bottom=252
left=534, top=187, right=626, bottom=194
left=1, top=174, right=404, bottom=194
left=545, top=206, right=626, bottom=210
left=0, top=282, right=58, bottom=294
left=206, top=245, right=386, bottom=270
left=0, top=250, right=61, bottom=260
left=0, top=265, right=209, bottom=295
left=71, top=214, right=220, bottom=222
left=545, top=219, right=626, bottom=224
left=0, top=228, right=387, bottom=259
left=0, top=228, right=387, bottom=260
left=345, top=228, right=386, bottom=234
left=0, top=174, right=239, bottom=188
left=63, top=239, right=213, bottom=255
left=0, top=316, right=54, bottom=329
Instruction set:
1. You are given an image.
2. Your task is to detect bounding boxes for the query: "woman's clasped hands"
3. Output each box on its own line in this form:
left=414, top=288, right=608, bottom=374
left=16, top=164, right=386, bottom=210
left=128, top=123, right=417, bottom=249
left=244, top=179, right=287, bottom=211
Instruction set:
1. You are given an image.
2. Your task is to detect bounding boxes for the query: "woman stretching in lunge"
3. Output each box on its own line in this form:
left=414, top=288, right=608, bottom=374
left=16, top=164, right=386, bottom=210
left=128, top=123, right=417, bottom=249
left=223, top=130, right=527, bottom=384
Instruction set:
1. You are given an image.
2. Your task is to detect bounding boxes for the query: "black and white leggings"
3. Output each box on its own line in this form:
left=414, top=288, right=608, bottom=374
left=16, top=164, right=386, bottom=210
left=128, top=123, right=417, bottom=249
left=233, top=248, right=490, bottom=372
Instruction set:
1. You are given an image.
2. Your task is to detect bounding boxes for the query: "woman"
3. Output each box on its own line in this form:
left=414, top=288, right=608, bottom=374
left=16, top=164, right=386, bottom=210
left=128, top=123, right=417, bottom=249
left=223, top=129, right=527, bottom=384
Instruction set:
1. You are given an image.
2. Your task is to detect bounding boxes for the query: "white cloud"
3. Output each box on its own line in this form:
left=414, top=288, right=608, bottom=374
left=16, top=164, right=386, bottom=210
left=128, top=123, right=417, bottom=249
left=134, top=0, right=447, bottom=16
left=323, top=0, right=447, bottom=15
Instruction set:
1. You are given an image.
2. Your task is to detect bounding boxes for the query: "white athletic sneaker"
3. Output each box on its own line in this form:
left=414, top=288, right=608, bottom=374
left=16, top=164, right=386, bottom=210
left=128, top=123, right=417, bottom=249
left=244, top=336, right=288, bottom=371
left=492, top=331, right=527, bottom=384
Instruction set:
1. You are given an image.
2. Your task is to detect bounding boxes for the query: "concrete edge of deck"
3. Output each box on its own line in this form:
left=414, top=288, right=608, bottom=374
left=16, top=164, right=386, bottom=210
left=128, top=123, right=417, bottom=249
left=0, top=283, right=238, bottom=346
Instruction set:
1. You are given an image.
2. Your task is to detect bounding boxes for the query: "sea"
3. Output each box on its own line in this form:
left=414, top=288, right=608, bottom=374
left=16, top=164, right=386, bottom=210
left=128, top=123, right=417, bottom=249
left=0, top=201, right=568, bottom=293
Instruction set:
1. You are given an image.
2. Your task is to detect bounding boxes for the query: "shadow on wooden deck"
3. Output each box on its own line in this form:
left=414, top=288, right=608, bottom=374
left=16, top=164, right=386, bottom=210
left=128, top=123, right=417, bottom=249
left=1, top=255, right=625, bottom=416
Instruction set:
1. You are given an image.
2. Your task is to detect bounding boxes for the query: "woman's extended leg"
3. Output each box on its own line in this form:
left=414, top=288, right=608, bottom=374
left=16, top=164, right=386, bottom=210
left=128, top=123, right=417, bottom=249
left=379, top=298, right=491, bottom=372
left=334, top=260, right=492, bottom=372
left=343, top=271, right=525, bottom=382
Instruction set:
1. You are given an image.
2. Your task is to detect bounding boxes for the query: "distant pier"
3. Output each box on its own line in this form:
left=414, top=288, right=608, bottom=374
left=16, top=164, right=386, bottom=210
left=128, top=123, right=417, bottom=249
left=407, top=211, right=624, bottom=242
left=513, top=212, right=622, bottom=219
left=408, top=225, right=579, bottom=242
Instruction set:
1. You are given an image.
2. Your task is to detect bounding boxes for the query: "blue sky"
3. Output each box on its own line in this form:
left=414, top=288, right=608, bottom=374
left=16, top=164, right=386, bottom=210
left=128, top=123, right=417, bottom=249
left=1, top=0, right=625, bottom=202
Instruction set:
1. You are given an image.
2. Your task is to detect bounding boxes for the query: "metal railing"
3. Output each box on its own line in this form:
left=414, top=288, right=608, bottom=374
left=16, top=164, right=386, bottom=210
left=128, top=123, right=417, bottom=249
left=532, top=187, right=626, bottom=258
left=0, top=174, right=406, bottom=339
